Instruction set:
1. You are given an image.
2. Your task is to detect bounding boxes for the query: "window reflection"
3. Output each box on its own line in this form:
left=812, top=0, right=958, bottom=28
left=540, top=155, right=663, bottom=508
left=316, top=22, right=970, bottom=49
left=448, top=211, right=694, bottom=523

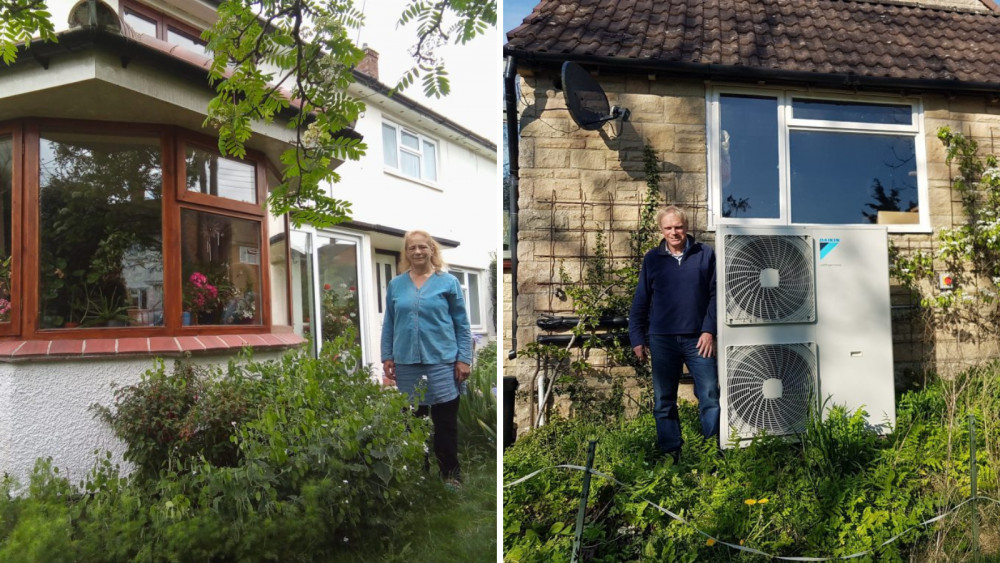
left=185, top=146, right=257, bottom=204
left=719, top=95, right=780, bottom=219
left=0, top=137, right=11, bottom=323
left=793, top=99, right=911, bottom=125
left=38, top=133, right=163, bottom=329
left=289, top=231, right=314, bottom=342
left=790, top=131, right=917, bottom=225
left=317, top=237, right=360, bottom=345
left=179, top=209, right=261, bottom=325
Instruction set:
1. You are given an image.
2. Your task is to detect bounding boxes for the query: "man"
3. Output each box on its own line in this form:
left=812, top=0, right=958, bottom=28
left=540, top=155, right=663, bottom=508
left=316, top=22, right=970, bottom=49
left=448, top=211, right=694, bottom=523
left=629, top=205, right=720, bottom=462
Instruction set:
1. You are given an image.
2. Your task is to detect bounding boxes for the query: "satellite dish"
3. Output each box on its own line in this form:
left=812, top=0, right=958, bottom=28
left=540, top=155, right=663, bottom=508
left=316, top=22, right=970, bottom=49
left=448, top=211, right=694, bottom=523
left=561, top=61, right=630, bottom=131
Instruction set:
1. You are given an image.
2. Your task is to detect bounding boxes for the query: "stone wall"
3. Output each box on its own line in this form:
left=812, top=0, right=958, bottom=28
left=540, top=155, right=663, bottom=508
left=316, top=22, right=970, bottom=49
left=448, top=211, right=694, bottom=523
left=506, top=65, right=1000, bottom=437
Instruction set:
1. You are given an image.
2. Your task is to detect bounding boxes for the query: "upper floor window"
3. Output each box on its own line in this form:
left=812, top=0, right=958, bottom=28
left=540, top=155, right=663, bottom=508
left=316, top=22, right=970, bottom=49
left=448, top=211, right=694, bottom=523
left=449, top=267, right=482, bottom=330
left=122, top=0, right=209, bottom=58
left=708, top=89, right=929, bottom=232
left=382, top=121, right=438, bottom=184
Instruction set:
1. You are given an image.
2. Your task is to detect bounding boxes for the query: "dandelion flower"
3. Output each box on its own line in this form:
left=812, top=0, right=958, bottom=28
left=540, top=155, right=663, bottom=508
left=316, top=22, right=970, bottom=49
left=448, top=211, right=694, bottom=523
left=744, top=499, right=757, bottom=506
left=739, top=539, right=745, bottom=546
left=706, top=538, right=716, bottom=547
left=758, top=498, right=769, bottom=504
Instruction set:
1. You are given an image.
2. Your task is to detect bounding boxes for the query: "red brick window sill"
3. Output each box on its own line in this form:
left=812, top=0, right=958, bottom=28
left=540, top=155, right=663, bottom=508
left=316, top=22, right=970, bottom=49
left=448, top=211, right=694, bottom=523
left=0, top=333, right=306, bottom=362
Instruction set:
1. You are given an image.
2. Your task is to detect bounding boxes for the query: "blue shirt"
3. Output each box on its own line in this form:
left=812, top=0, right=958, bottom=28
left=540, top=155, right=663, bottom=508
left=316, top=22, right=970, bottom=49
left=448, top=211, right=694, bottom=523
left=380, top=271, right=473, bottom=365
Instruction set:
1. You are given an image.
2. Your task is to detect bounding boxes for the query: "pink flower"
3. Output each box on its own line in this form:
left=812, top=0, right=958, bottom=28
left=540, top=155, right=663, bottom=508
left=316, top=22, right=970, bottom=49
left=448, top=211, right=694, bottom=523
left=324, top=283, right=332, bottom=291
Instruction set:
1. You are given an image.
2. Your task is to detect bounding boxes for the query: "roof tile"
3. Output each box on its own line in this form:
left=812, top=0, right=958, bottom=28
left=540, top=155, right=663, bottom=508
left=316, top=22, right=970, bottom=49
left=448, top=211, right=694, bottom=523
left=506, top=0, right=1000, bottom=85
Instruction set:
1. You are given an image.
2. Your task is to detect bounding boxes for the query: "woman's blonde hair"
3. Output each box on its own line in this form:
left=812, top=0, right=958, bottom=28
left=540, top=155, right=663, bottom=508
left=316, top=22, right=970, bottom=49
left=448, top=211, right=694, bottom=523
left=399, top=230, right=446, bottom=272
left=655, top=205, right=688, bottom=228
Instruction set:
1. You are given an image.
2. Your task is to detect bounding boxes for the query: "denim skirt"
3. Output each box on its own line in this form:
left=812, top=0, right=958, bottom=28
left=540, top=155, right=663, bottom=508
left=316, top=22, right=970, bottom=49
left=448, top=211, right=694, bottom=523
left=395, top=363, right=460, bottom=406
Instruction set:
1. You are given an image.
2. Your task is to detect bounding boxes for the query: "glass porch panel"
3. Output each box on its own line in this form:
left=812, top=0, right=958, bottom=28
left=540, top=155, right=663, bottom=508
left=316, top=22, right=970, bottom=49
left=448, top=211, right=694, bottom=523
left=790, top=131, right=918, bottom=225
left=179, top=209, right=261, bottom=325
left=268, top=213, right=289, bottom=327
left=317, top=236, right=360, bottom=345
left=0, top=137, right=11, bottom=324
left=185, top=146, right=257, bottom=204
left=289, top=231, right=315, bottom=341
left=38, top=133, right=163, bottom=329
left=719, top=95, right=780, bottom=219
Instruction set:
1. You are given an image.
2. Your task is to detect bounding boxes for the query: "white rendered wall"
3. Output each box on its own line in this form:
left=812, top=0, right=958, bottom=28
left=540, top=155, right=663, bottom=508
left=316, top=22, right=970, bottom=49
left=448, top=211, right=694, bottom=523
left=0, top=352, right=284, bottom=490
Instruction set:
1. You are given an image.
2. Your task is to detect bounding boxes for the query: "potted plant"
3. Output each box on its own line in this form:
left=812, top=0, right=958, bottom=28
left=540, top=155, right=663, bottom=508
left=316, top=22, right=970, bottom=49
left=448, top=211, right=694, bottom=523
left=82, top=288, right=131, bottom=327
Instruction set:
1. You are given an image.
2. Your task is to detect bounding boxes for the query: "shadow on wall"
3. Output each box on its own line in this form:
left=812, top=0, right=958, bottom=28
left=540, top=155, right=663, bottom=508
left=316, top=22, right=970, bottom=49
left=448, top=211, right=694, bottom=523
left=519, top=74, right=682, bottom=183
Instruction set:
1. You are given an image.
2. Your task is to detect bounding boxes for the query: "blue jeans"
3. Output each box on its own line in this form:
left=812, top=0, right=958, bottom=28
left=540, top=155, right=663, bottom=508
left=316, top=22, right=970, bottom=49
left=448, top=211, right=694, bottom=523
left=648, top=334, right=720, bottom=453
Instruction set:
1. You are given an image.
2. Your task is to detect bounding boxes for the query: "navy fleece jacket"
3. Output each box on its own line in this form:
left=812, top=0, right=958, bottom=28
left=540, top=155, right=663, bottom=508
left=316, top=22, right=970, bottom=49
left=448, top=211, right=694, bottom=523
left=628, top=235, right=717, bottom=348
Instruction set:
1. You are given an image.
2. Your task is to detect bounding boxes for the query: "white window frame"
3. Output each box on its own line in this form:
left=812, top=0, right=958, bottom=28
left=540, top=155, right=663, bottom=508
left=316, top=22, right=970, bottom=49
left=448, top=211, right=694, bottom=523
left=706, top=87, right=930, bottom=233
left=382, top=120, right=440, bottom=186
left=449, top=267, right=484, bottom=332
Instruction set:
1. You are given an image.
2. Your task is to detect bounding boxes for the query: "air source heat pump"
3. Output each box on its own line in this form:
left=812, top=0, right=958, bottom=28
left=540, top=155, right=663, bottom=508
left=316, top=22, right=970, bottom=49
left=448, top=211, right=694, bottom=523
left=716, top=225, right=896, bottom=448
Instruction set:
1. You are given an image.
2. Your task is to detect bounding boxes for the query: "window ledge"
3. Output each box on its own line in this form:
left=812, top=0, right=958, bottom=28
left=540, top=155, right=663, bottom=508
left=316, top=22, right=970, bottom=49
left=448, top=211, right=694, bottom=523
left=0, top=333, right=306, bottom=362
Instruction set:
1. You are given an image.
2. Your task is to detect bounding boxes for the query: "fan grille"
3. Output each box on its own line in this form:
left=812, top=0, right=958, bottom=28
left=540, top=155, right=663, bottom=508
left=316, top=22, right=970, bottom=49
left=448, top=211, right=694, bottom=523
left=726, top=343, right=817, bottom=437
left=724, top=234, right=815, bottom=325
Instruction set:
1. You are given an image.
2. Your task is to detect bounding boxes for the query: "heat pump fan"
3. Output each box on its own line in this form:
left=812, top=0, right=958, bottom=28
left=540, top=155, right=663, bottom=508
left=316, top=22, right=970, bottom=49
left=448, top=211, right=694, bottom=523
left=726, top=343, right=817, bottom=437
left=724, top=234, right=815, bottom=325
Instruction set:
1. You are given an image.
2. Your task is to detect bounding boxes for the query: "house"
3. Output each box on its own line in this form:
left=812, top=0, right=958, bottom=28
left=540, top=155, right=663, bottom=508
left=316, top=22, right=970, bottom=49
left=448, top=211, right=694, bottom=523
left=0, top=0, right=496, bottom=486
left=503, top=0, right=1000, bottom=433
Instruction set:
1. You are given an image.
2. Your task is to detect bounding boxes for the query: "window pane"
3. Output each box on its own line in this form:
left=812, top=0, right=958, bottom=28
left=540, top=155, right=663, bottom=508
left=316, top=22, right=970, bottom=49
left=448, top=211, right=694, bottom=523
left=39, top=133, right=163, bottom=329
left=318, top=237, right=360, bottom=345
left=467, top=272, right=481, bottom=326
left=0, top=137, right=12, bottom=323
left=400, top=151, right=420, bottom=178
left=289, top=231, right=314, bottom=341
left=423, top=141, right=437, bottom=182
left=401, top=131, right=420, bottom=150
left=382, top=124, right=398, bottom=168
left=793, top=99, right=912, bottom=125
left=790, top=131, right=918, bottom=225
left=123, top=10, right=157, bottom=36
left=167, top=28, right=208, bottom=57
left=719, top=95, right=780, bottom=219
left=268, top=213, right=289, bottom=326
left=180, top=209, right=261, bottom=325
left=185, top=147, right=257, bottom=204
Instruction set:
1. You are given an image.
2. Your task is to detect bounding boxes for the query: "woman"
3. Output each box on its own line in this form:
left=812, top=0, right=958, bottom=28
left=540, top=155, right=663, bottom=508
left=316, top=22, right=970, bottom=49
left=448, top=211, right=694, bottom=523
left=628, top=205, right=719, bottom=462
left=381, top=230, right=473, bottom=486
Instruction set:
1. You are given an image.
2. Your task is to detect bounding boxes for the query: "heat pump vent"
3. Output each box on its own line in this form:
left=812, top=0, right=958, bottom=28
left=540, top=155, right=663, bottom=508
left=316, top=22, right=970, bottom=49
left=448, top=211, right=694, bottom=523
left=726, top=343, right=817, bottom=437
left=724, top=234, right=815, bottom=325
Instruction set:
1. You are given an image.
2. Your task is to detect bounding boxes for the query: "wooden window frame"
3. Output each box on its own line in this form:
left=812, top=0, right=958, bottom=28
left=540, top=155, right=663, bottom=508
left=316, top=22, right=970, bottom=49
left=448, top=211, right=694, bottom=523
left=121, top=0, right=207, bottom=49
left=10, top=118, right=276, bottom=340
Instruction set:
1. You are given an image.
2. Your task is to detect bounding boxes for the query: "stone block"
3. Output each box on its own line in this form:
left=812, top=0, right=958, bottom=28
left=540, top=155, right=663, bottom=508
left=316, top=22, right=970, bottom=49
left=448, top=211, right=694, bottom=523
left=570, top=149, right=608, bottom=171
left=664, top=96, right=707, bottom=125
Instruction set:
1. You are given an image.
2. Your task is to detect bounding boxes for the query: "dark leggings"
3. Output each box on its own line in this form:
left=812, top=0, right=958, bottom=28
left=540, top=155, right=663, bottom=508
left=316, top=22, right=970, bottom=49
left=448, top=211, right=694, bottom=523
left=415, top=396, right=461, bottom=480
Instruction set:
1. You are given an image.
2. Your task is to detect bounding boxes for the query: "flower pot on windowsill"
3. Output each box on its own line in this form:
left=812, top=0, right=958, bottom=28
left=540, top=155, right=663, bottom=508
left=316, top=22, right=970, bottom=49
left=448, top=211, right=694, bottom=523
left=63, top=321, right=80, bottom=329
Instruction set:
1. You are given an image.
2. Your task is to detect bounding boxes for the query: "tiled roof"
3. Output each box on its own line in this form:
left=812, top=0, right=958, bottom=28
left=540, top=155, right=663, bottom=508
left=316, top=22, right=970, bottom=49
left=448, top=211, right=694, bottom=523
left=504, top=0, right=1000, bottom=87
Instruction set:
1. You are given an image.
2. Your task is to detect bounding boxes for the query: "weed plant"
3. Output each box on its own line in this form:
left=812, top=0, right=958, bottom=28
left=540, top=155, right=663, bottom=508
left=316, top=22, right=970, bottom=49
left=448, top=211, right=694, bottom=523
left=460, top=341, right=498, bottom=451
left=504, top=363, right=1000, bottom=562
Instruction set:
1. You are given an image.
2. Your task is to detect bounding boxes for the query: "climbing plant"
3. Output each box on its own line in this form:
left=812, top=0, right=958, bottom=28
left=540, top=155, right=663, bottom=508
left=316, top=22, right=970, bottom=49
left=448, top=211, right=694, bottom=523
left=521, top=143, right=664, bottom=422
left=893, top=127, right=1000, bottom=344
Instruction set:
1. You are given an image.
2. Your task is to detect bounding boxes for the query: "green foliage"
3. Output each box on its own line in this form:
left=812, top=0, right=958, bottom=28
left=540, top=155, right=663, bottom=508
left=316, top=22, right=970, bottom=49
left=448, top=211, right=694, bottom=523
left=0, top=0, right=56, bottom=65
left=505, top=365, right=1000, bottom=561
left=0, top=338, right=443, bottom=560
left=459, top=340, right=498, bottom=451
left=891, top=127, right=1000, bottom=341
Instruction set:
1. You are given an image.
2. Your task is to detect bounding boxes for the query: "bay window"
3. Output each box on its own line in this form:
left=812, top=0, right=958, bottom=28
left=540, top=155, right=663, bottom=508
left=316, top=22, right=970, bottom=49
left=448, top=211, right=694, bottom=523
left=0, top=119, right=283, bottom=340
left=709, top=89, right=929, bottom=232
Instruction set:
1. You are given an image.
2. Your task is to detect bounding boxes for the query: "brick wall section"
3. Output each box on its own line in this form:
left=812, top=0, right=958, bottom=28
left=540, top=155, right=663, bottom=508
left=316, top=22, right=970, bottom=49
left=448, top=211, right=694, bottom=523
left=507, top=66, right=1000, bottom=436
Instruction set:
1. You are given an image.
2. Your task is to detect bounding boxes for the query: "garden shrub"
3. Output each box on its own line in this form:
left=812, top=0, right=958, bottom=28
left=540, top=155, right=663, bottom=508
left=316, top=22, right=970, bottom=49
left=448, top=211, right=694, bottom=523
left=459, top=340, right=498, bottom=451
left=504, top=366, right=1000, bottom=562
left=0, top=335, right=441, bottom=561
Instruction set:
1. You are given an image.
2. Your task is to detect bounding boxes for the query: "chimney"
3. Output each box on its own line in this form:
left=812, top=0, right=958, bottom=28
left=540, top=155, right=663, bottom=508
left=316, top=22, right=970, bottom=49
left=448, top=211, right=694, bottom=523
left=358, top=44, right=380, bottom=80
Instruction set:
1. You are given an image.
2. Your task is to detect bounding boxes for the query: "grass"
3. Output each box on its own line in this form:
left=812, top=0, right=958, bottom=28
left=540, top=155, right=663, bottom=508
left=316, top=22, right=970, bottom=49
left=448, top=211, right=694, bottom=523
left=358, top=446, right=498, bottom=562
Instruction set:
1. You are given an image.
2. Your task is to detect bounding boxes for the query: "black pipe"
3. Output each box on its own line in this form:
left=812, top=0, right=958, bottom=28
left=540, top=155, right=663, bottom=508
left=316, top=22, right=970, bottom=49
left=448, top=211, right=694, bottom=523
left=505, top=56, right=520, bottom=360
